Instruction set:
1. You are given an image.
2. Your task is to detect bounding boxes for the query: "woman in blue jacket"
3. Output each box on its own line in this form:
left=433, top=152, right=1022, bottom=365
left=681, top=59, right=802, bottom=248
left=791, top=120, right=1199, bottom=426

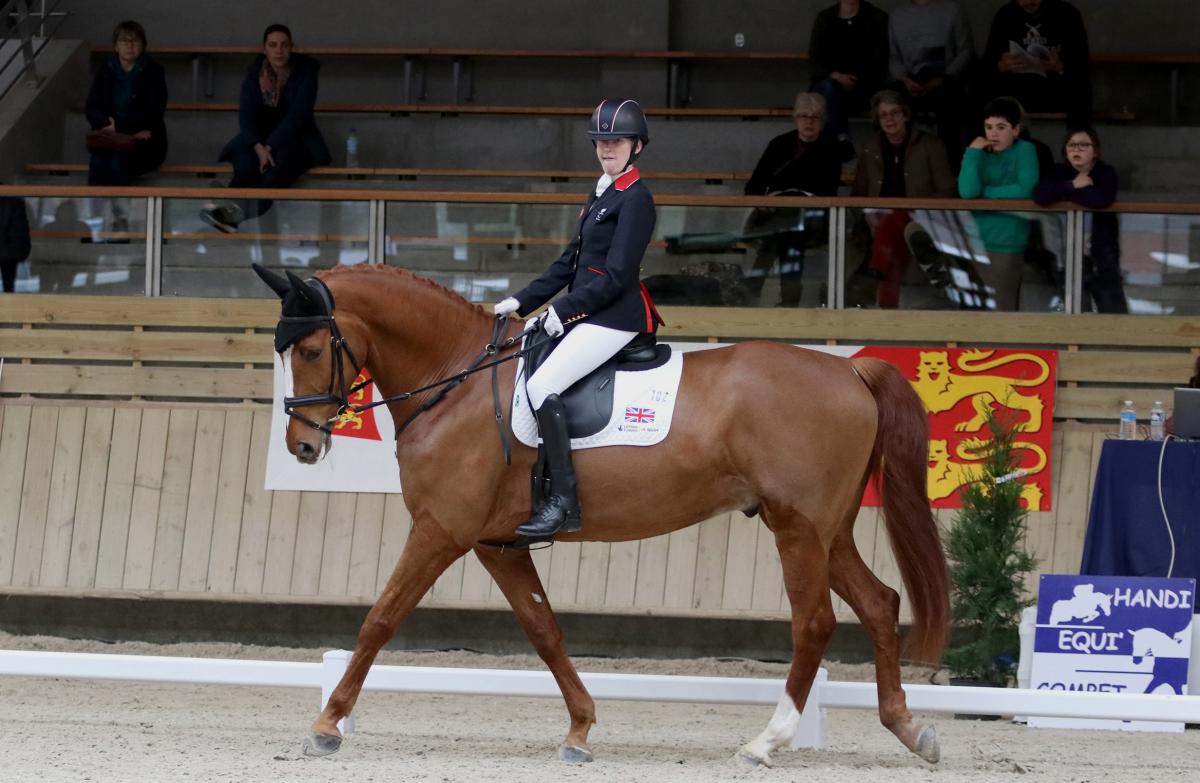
left=202, top=24, right=331, bottom=232
left=493, top=98, right=661, bottom=538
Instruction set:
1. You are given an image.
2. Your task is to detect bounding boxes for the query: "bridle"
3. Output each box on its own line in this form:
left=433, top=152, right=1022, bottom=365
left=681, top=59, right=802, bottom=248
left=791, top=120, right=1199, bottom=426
left=278, top=277, right=555, bottom=463
left=279, top=278, right=368, bottom=437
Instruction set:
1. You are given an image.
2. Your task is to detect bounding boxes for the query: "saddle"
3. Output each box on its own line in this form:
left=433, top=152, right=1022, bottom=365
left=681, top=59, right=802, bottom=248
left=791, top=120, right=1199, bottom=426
left=521, top=324, right=671, bottom=438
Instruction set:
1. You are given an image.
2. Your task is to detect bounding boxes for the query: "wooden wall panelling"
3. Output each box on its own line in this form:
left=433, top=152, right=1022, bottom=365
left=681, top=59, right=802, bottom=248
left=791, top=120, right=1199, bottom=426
left=206, top=408, right=254, bottom=593
left=122, top=409, right=170, bottom=589
left=93, top=408, right=141, bottom=589
left=12, top=406, right=57, bottom=586
left=428, top=532, right=467, bottom=604
left=720, top=512, right=760, bottom=610
left=346, top=493, right=385, bottom=600
left=233, top=411, right=273, bottom=594
left=749, top=519, right=783, bottom=613
left=317, top=493, right=358, bottom=597
left=691, top=513, right=731, bottom=610
left=150, top=409, right=198, bottom=590
left=459, top=549, right=496, bottom=603
left=1023, top=424, right=1067, bottom=596
left=0, top=364, right=273, bottom=399
left=176, top=410, right=225, bottom=591
left=545, top=541, right=582, bottom=606
left=869, top=505, right=907, bottom=625
left=39, top=406, right=86, bottom=587
left=0, top=405, right=31, bottom=584
left=374, top=494, right=412, bottom=595
left=603, top=540, right=639, bottom=607
left=633, top=534, right=670, bottom=608
left=1051, top=426, right=1100, bottom=575
left=290, top=492, right=330, bottom=596
left=573, top=541, right=611, bottom=608
left=261, top=490, right=301, bottom=595
left=662, top=524, right=701, bottom=609
left=66, top=408, right=114, bottom=588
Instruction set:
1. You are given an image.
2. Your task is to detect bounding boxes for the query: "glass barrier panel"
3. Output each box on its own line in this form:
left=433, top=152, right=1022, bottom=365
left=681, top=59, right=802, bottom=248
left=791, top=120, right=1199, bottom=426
left=161, top=197, right=370, bottom=296
left=382, top=200, right=830, bottom=308
left=16, top=195, right=146, bottom=294
left=1115, top=212, right=1200, bottom=316
left=843, top=206, right=1067, bottom=312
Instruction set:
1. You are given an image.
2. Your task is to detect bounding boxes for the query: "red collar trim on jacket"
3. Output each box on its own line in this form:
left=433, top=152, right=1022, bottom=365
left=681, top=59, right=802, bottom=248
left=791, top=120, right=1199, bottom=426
left=614, top=168, right=641, bottom=191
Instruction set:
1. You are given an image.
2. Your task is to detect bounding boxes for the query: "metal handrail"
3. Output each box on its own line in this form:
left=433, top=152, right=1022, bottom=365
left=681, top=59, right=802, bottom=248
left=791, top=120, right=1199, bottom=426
left=1, top=184, right=1196, bottom=313
left=0, top=0, right=69, bottom=103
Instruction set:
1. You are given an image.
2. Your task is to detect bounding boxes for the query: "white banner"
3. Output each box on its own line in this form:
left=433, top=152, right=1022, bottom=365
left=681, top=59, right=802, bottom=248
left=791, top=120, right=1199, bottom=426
left=264, top=352, right=402, bottom=493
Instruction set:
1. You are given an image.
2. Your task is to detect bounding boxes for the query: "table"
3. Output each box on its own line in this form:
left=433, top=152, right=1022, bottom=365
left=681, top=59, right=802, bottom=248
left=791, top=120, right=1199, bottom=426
left=1080, top=439, right=1200, bottom=583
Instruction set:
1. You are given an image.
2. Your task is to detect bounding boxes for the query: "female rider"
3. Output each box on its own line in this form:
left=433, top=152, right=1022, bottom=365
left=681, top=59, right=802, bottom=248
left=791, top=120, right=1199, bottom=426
left=493, top=98, right=661, bottom=538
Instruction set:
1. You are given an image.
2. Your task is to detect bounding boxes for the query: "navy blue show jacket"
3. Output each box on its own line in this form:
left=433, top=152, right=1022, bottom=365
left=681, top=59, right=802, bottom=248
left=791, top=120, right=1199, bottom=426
left=513, top=168, right=662, bottom=333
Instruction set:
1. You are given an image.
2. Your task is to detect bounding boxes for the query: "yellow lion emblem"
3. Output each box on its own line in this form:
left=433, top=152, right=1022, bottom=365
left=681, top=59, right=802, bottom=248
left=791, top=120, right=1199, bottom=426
left=927, top=437, right=1046, bottom=509
left=912, top=349, right=1050, bottom=432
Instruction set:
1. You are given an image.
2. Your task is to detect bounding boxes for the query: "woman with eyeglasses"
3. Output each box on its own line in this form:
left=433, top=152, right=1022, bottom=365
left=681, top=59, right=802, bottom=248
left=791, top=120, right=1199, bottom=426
left=85, top=20, right=167, bottom=190
left=1033, top=126, right=1127, bottom=313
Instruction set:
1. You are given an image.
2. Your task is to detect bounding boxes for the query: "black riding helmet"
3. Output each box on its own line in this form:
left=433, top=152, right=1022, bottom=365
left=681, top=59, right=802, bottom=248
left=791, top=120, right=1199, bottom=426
left=587, top=98, right=650, bottom=167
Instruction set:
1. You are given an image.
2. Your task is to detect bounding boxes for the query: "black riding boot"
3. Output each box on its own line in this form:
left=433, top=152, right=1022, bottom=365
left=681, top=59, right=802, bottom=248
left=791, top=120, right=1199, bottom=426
left=516, top=394, right=581, bottom=537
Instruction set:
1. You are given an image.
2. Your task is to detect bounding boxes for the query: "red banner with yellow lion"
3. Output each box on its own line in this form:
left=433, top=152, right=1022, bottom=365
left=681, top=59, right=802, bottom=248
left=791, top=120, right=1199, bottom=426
left=857, top=347, right=1058, bottom=511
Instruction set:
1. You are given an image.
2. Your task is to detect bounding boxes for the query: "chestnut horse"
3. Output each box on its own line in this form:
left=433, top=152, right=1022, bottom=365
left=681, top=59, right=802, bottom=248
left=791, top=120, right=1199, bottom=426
left=255, top=263, right=949, bottom=767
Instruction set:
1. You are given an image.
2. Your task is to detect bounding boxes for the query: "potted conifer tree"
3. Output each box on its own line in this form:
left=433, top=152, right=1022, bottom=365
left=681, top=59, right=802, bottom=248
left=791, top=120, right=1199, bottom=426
left=943, top=410, right=1038, bottom=695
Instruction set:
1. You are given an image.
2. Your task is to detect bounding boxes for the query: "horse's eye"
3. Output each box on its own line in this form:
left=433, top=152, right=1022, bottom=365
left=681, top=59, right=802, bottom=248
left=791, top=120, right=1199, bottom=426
left=303, top=348, right=321, bottom=362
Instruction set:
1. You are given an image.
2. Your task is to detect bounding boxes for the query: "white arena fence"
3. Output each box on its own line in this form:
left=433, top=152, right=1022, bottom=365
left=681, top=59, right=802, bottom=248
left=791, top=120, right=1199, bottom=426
left=3, top=646, right=1200, bottom=748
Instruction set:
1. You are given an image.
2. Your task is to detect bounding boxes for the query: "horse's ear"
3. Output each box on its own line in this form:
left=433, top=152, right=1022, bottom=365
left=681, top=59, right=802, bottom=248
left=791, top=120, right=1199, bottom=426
left=252, top=263, right=291, bottom=300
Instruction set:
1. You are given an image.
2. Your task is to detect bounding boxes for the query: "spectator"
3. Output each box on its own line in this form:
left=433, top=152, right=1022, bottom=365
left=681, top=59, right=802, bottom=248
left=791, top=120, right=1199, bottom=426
left=982, top=0, right=1091, bottom=126
left=958, top=96, right=1040, bottom=310
left=85, top=20, right=167, bottom=233
left=1033, top=126, right=1127, bottom=313
left=743, top=92, right=841, bottom=307
left=808, top=0, right=890, bottom=159
left=888, top=0, right=974, bottom=166
left=849, top=89, right=956, bottom=308
left=201, top=24, right=330, bottom=233
left=0, top=189, right=31, bottom=293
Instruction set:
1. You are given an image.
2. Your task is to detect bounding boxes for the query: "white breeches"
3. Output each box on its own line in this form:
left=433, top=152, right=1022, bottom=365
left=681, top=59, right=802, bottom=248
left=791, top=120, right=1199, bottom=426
left=526, top=322, right=637, bottom=409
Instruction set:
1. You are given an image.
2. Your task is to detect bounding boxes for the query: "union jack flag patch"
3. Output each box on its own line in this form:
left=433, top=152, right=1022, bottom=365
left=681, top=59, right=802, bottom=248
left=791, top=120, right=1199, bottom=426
left=624, top=406, right=655, bottom=423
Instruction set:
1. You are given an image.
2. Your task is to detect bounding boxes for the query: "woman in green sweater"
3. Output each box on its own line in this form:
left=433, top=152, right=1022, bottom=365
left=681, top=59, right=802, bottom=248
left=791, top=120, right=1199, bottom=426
left=958, top=96, right=1039, bottom=310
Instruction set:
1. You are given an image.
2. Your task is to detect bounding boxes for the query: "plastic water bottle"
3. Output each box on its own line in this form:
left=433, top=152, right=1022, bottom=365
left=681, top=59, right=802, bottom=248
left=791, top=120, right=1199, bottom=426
left=1118, top=400, right=1137, bottom=440
left=345, top=128, right=359, bottom=168
left=1149, top=401, right=1165, bottom=441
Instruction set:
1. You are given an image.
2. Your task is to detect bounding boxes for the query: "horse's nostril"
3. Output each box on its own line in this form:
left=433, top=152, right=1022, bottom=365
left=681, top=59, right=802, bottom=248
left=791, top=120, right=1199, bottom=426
left=296, top=441, right=316, bottom=459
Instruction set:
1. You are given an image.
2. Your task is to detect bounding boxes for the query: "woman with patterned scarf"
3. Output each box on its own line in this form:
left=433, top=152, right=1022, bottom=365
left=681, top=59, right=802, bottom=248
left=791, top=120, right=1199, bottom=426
left=202, top=24, right=330, bottom=233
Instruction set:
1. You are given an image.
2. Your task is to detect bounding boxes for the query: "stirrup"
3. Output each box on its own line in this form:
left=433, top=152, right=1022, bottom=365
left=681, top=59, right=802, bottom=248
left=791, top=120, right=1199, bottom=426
left=516, top=495, right=581, bottom=538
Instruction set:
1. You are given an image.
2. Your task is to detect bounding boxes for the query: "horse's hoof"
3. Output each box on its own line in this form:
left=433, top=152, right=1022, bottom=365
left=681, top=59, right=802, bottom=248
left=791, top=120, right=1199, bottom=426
left=558, top=744, right=593, bottom=764
left=734, top=748, right=771, bottom=769
left=915, top=725, right=940, bottom=764
left=302, top=732, right=343, bottom=757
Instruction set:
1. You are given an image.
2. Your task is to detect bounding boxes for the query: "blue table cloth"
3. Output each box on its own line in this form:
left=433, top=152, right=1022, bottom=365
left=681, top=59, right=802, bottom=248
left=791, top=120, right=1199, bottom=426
left=1080, top=439, right=1200, bottom=582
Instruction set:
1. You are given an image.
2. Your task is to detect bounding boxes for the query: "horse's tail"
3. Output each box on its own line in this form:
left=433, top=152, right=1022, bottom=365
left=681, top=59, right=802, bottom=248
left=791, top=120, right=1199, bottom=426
left=852, top=357, right=951, bottom=666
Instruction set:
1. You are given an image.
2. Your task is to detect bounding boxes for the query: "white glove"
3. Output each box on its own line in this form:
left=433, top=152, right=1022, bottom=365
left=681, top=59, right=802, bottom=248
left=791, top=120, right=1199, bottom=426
left=543, top=306, right=564, bottom=337
left=493, top=297, right=520, bottom=316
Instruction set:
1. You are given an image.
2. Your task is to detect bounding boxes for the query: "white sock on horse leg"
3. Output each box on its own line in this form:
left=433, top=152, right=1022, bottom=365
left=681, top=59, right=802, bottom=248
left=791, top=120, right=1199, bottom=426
left=741, top=690, right=802, bottom=763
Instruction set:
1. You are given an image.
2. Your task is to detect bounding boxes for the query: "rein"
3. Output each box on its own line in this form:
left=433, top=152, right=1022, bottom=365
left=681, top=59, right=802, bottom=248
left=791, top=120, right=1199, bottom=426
left=282, top=308, right=553, bottom=465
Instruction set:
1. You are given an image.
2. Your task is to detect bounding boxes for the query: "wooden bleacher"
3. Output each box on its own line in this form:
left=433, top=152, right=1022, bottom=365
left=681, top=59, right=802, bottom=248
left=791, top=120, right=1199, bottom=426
left=88, top=44, right=1182, bottom=121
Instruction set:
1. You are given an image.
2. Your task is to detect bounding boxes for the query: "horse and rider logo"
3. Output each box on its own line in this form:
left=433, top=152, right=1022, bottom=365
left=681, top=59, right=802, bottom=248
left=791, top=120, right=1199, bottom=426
left=856, top=346, right=1057, bottom=510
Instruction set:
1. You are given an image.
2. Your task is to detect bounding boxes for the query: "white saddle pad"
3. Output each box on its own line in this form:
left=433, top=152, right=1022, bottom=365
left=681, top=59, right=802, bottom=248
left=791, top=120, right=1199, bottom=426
left=511, top=350, right=685, bottom=450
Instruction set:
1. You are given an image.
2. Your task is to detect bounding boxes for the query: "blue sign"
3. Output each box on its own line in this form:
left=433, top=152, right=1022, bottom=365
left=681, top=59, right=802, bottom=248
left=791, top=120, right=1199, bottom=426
left=1030, top=574, right=1195, bottom=731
